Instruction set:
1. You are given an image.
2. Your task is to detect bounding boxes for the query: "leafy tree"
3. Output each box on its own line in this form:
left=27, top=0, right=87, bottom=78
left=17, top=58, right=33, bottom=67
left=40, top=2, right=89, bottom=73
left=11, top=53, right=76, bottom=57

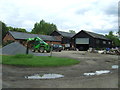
left=118, top=30, right=120, bottom=36
left=118, top=26, right=120, bottom=36
left=69, top=30, right=76, bottom=34
left=31, top=20, right=57, bottom=35
left=105, top=31, right=120, bottom=47
left=8, top=26, right=27, bottom=32
left=1, top=21, right=8, bottom=39
left=1, top=21, right=27, bottom=40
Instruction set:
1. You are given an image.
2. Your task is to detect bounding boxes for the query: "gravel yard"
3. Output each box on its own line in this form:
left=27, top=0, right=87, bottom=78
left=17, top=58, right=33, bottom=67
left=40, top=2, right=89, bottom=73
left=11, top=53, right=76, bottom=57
left=2, top=51, right=119, bottom=88
left=1, top=42, right=33, bottom=55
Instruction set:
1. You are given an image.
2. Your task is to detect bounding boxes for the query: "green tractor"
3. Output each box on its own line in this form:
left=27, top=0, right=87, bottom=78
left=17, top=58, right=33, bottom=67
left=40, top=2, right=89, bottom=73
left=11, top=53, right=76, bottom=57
left=27, top=37, right=51, bottom=53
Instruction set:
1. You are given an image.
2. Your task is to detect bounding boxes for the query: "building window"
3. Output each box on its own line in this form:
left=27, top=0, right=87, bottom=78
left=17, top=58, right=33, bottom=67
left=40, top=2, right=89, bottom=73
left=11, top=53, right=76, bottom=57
left=96, top=40, right=100, bottom=44
left=103, top=41, right=106, bottom=44
left=108, top=42, right=111, bottom=44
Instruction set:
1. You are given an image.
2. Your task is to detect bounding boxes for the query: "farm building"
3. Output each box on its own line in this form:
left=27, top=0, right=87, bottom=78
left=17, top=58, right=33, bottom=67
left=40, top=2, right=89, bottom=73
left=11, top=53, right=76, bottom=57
left=3, top=30, right=112, bottom=51
left=3, top=31, right=61, bottom=46
left=71, top=30, right=112, bottom=51
left=50, top=31, right=75, bottom=49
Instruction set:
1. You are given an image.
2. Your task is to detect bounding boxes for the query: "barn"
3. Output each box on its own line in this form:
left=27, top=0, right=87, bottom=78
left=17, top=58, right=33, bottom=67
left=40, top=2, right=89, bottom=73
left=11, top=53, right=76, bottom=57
left=71, top=30, right=112, bottom=51
left=3, top=31, right=61, bottom=46
left=3, top=30, right=112, bottom=51
left=50, top=31, right=75, bottom=49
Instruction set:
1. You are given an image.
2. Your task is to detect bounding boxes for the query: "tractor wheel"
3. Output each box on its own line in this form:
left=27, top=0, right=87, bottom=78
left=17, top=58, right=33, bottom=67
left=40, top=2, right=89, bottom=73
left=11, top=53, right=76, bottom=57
left=39, top=47, right=44, bottom=53
left=46, top=51, right=50, bottom=53
left=59, top=50, right=61, bottom=52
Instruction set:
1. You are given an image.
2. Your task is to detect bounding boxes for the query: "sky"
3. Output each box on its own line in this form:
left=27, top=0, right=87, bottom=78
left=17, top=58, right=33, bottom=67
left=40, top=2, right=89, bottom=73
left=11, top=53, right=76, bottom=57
left=0, top=0, right=119, bottom=35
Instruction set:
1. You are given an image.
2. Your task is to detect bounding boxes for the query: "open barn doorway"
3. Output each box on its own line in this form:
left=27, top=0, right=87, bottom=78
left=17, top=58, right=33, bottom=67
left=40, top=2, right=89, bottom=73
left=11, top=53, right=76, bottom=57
left=75, top=38, right=89, bottom=51
left=76, top=44, right=89, bottom=51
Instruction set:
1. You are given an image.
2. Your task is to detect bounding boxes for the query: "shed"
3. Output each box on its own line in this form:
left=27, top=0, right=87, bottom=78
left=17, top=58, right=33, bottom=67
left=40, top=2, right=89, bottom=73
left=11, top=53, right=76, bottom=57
left=72, top=30, right=112, bottom=51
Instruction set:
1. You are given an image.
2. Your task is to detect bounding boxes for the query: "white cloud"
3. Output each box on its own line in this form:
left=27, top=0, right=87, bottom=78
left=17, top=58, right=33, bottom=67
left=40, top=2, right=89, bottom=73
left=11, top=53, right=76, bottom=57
left=0, top=0, right=119, bottom=35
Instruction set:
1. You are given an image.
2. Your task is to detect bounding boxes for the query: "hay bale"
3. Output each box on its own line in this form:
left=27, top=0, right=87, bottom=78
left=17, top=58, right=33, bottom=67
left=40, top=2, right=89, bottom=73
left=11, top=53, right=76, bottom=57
left=1, top=42, right=33, bottom=55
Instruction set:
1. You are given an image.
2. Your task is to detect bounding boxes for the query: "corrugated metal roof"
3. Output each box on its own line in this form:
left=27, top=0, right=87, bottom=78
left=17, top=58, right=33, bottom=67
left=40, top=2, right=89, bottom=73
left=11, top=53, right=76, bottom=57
left=57, top=31, right=76, bottom=38
left=9, top=31, right=61, bottom=42
left=82, top=30, right=110, bottom=40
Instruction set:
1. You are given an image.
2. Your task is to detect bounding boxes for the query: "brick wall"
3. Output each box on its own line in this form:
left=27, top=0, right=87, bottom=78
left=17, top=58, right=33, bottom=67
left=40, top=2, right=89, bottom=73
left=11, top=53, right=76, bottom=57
left=46, top=41, right=61, bottom=45
left=54, top=36, right=62, bottom=41
left=3, top=33, right=15, bottom=42
left=3, top=33, right=62, bottom=46
left=3, top=33, right=27, bottom=46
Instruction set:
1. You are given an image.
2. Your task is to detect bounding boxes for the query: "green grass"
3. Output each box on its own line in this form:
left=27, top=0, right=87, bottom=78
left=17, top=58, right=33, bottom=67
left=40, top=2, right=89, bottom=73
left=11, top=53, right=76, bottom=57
left=0, top=55, right=2, bottom=64
left=2, top=54, right=80, bottom=67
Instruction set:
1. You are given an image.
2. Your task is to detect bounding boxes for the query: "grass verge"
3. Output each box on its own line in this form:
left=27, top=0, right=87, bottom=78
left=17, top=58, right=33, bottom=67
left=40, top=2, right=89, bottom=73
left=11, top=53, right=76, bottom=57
left=2, top=54, right=80, bottom=67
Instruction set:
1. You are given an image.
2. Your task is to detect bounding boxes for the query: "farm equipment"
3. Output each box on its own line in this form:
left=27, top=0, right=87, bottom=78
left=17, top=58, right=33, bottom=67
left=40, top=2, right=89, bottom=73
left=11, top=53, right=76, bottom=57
left=26, top=37, right=51, bottom=53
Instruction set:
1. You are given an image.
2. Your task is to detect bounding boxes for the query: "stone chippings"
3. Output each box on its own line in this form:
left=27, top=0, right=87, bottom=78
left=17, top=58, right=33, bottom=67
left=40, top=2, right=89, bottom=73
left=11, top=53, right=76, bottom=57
left=1, top=42, right=33, bottom=55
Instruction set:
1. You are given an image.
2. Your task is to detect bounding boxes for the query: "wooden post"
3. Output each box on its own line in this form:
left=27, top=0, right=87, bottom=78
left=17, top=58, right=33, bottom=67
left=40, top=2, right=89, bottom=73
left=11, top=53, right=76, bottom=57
left=26, top=42, right=29, bottom=54
left=50, top=41, right=53, bottom=57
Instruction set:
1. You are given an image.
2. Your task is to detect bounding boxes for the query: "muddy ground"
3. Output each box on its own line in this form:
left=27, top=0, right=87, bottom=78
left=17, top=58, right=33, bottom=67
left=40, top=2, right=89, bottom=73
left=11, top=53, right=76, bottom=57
left=2, top=51, right=119, bottom=88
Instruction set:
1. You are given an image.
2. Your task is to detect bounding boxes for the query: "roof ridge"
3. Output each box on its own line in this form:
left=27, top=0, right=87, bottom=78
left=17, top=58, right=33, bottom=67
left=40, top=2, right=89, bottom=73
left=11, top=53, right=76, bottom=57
left=82, top=30, right=110, bottom=40
left=83, top=30, right=106, bottom=37
left=9, top=31, right=49, bottom=36
left=9, top=31, right=28, bottom=34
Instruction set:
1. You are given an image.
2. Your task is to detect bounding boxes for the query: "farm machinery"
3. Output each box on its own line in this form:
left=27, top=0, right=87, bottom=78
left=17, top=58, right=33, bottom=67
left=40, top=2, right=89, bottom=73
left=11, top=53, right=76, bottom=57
left=26, top=37, right=51, bottom=53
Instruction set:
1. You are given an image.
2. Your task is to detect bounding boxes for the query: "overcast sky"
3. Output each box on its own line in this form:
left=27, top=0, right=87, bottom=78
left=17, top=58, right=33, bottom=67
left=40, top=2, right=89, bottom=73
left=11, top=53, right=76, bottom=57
left=0, top=0, right=119, bottom=34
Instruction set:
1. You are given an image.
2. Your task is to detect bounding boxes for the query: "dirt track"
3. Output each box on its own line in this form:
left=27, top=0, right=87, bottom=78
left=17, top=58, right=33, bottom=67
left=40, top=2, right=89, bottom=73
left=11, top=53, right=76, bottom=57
left=2, top=51, right=119, bottom=88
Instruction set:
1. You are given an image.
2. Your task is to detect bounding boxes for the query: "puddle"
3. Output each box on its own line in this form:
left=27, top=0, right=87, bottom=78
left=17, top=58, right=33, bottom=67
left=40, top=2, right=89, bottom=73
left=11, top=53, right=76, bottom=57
left=25, top=74, right=64, bottom=79
left=84, top=70, right=110, bottom=76
left=112, top=65, right=119, bottom=69
left=84, top=73, right=96, bottom=76
left=95, top=70, right=110, bottom=75
left=98, top=50, right=105, bottom=54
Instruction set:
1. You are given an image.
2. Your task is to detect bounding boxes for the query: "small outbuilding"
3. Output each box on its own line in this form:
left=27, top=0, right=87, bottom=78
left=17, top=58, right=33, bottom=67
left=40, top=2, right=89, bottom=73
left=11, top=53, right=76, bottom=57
left=71, top=30, right=112, bottom=51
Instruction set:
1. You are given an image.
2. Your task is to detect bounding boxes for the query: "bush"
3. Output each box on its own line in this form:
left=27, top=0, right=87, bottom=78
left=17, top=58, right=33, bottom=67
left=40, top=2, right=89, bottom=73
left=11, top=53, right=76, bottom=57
left=96, top=47, right=100, bottom=50
left=95, top=47, right=106, bottom=50
left=13, top=54, right=33, bottom=58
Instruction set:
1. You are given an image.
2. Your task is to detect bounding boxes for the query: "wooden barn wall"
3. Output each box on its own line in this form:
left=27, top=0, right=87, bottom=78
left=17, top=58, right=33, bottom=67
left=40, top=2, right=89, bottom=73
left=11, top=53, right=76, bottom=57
left=72, top=31, right=112, bottom=48
left=72, top=31, right=95, bottom=48
left=50, top=31, right=71, bottom=44
left=62, top=37, right=71, bottom=44
left=50, top=31, right=61, bottom=36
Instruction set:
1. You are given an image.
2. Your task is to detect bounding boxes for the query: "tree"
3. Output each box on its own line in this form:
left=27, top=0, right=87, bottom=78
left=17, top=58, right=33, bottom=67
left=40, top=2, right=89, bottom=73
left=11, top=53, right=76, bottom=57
left=105, top=31, right=120, bottom=47
left=31, top=20, right=57, bottom=35
left=118, top=26, right=120, bottom=36
left=69, top=30, right=76, bottom=34
left=8, top=26, right=27, bottom=32
left=1, top=21, right=8, bottom=39
left=1, top=21, right=28, bottom=40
